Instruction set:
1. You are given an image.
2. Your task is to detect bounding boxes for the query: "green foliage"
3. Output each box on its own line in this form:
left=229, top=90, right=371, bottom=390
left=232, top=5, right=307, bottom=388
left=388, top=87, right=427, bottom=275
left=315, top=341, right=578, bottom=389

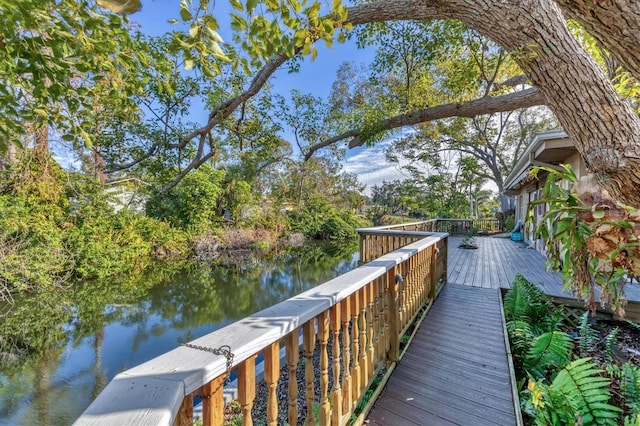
left=288, top=196, right=364, bottom=242
left=0, top=155, right=191, bottom=291
left=0, top=0, right=166, bottom=150
left=147, top=166, right=226, bottom=233
left=504, top=214, right=516, bottom=232
left=504, top=274, right=561, bottom=332
left=524, top=331, right=573, bottom=379
left=504, top=274, right=636, bottom=424
left=578, top=311, right=600, bottom=355
left=530, top=164, right=634, bottom=315
left=527, top=358, right=620, bottom=425
left=607, top=362, right=640, bottom=420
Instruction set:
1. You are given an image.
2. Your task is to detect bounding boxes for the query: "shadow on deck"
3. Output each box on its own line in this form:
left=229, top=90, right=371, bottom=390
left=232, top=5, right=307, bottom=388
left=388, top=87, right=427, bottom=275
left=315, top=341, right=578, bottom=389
left=368, top=234, right=640, bottom=425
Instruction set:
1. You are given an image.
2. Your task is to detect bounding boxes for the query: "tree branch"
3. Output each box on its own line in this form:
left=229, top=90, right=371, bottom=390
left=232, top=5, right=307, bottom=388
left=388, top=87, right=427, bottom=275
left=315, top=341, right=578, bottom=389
left=304, top=88, right=545, bottom=160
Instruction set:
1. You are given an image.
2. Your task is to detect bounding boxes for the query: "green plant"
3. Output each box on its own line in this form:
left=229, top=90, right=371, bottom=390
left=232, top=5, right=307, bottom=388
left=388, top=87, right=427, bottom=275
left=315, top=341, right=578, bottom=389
left=607, top=362, right=640, bottom=419
left=604, top=327, right=620, bottom=361
left=504, top=274, right=561, bottom=332
left=530, top=164, right=639, bottom=316
left=524, top=358, right=621, bottom=425
left=578, top=311, right=600, bottom=356
left=524, top=331, right=573, bottom=379
left=504, top=214, right=516, bottom=233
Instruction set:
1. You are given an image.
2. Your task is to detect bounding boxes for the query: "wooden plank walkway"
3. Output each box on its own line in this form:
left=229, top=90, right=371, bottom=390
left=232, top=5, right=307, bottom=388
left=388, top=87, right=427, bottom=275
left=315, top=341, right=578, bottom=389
left=446, top=235, right=640, bottom=303
left=368, top=284, right=516, bottom=425
left=368, top=234, right=640, bottom=425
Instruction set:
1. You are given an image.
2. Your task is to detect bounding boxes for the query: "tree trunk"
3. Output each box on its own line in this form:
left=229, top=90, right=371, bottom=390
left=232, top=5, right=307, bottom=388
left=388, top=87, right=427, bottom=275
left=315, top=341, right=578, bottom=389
left=347, top=0, right=640, bottom=207
left=33, top=125, right=49, bottom=163
left=93, top=146, right=106, bottom=184
left=555, top=0, right=640, bottom=81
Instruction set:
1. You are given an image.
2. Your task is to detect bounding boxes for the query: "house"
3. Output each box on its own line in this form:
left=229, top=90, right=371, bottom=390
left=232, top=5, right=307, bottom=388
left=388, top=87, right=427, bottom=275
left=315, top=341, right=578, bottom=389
left=503, top=129, right=587, bottom=250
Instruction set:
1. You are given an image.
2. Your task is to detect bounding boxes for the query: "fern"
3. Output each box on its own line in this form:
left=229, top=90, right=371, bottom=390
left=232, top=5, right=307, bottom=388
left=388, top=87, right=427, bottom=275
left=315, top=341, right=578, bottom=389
left=547, top=358, right=621, bottom=425
left=604, top=327, right=620, bottom=361
left=504, top=274, right=560, bottom=332
left=507, top=319, right=536, bottom=380
left=609, top=362, right=640, bottom=416
left=579, top=311, right=600, bottom=355
left=625, top=320, right=640, bottom=331
left=525, top=331, right=573, bottom=378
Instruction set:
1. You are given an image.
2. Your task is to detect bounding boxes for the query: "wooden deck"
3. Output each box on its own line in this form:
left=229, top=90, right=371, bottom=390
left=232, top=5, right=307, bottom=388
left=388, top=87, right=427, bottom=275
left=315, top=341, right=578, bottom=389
left=368, top=284, right=516, bottom=425
left=368, top=234, right=640, bottom=425
left=446, top=235, right=640, bottom=303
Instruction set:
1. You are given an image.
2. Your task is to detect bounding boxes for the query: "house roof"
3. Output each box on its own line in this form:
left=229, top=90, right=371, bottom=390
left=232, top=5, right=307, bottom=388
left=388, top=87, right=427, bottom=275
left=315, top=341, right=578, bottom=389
left=503, top=129, right=576, bottom=194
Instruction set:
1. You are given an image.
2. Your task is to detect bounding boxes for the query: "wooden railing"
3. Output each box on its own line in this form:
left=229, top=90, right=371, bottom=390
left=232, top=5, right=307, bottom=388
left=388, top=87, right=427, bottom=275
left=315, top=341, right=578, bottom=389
left=358, top=219, right=503, bottom=256
left=75, top=232, right=448, bottom=426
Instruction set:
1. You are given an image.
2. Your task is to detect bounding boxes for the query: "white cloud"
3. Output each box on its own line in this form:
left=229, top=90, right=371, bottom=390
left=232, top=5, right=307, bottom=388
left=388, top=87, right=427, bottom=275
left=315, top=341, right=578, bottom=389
left=343, top=136, right=412, bottom=195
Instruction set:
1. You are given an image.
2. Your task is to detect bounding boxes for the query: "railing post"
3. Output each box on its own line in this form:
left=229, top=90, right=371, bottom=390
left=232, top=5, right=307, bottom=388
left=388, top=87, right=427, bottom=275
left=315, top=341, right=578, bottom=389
left=429, top=245, right=437, bottom=300
left=238, top=356, right=256, bottom=426
left=202, top=376, right=225, bottom=426
left=286, top=331, right=299, bottom=426
left=264, top=343, right=279, bottom=426
left=173, top=393, right=193, bottom=426
left=303, top=320, right=316, bottom=426
left=386, top=266, right=400, bottom=363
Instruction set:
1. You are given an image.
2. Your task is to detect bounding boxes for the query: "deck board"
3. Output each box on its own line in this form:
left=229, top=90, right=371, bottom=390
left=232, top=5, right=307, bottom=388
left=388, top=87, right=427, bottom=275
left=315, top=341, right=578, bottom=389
left=367, top=234, right=640, bottom=425
left=446, top=235, right=640, bottom=302
left=368, top=284, right=516, bottom=425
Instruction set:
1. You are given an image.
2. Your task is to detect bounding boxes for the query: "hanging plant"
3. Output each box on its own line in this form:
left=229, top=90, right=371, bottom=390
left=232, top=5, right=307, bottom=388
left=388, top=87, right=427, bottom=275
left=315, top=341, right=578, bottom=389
left=529, top=164, right=640, bottom=317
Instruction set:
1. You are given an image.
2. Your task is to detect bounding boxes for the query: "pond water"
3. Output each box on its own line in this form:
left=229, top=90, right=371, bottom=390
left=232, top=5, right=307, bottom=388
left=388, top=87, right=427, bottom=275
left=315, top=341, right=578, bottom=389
left=0, top=242, right=359, bottom=425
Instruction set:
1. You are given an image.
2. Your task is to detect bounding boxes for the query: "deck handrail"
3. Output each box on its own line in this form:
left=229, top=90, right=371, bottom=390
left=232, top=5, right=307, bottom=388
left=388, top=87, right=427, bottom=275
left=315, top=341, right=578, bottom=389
left=75, top=232, right=448, bottom=426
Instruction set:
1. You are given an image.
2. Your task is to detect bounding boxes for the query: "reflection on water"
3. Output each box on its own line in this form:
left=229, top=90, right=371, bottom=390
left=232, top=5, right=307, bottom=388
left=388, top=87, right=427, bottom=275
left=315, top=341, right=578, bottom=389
left=0, top=242, right=359, bottom=425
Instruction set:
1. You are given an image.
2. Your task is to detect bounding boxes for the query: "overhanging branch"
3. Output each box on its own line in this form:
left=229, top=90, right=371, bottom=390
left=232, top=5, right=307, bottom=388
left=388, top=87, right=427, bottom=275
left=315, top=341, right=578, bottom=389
left=304, top=88, right=545, bottom=160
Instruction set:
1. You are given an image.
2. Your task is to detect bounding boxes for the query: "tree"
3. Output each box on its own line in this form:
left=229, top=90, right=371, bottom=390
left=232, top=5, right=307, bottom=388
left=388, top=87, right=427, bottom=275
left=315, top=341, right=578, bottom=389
left=0, top=0, right=165, bottom=150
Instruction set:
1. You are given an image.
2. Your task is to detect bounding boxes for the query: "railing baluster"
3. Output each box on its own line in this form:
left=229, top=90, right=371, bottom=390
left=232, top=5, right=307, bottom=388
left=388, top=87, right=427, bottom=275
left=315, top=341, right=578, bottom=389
left=350, top=290, right=360, bottom=405
left=286, top=331, right=299, bottom=426
left=367, top=279, right=375, bottom=380
left=330, top=304, right=342, bottom=425
left=318, top=311, right=330, bottom=425
left=387, top=266, right=400, bottom=363
left=202, top=376, right=224, bottom=426
left=340, top=298, right=352, bottom=418
left=303, top=320, right=316, bottom=426
left=264, top=343, right=279, bottom=426
left=173, top=393, right=193, bottom=426
left=375, top=276, right=385, bottom=368
left=358, top=288, right=368, bottom=392
left=382, top=272, right=390, bottom=355
left=238, top=356, right=256, bottom=426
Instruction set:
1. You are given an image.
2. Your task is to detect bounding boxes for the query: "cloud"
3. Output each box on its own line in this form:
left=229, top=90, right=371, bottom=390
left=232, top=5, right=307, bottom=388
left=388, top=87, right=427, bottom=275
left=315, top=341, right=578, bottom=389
left=343, top=136, right=411, bottom=195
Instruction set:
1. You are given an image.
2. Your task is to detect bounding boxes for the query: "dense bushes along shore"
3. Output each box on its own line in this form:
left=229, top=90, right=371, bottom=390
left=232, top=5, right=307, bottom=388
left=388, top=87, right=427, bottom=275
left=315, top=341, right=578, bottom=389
left=0, top=156, right=368, bottom=297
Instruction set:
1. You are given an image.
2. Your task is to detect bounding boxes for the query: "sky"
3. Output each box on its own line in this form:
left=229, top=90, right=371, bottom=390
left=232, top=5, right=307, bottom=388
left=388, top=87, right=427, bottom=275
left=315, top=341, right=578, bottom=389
left=130, top=0, right=408, bottom=194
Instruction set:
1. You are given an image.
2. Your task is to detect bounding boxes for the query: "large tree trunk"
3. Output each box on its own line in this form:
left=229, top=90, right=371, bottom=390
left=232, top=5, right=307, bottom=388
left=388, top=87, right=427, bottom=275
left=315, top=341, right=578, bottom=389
left=555, top=0, right=640, bottom=82
left=347, top=0, right=640, bottom=207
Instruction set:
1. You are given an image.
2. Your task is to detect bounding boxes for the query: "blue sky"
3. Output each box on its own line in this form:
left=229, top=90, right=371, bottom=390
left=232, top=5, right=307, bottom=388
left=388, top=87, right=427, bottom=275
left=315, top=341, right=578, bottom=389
left=130, top=0, right=408, bottom=193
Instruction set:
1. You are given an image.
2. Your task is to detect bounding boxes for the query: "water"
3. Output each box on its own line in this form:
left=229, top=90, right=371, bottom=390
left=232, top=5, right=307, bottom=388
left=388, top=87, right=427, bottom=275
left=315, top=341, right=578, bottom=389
left=0, top=242, right=359, bottom=425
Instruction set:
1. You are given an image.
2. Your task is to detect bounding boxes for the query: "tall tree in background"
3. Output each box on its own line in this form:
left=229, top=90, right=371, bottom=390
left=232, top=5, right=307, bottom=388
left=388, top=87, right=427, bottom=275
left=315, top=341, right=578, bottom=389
left=317, top=22, right=556, bottom=213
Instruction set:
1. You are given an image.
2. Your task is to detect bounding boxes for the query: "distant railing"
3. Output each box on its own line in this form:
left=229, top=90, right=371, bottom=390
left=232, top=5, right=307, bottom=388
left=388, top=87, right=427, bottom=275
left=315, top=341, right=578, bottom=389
left=358, top=218, right=503, bottom=247
left=75, top=232, right=448, bottom=426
